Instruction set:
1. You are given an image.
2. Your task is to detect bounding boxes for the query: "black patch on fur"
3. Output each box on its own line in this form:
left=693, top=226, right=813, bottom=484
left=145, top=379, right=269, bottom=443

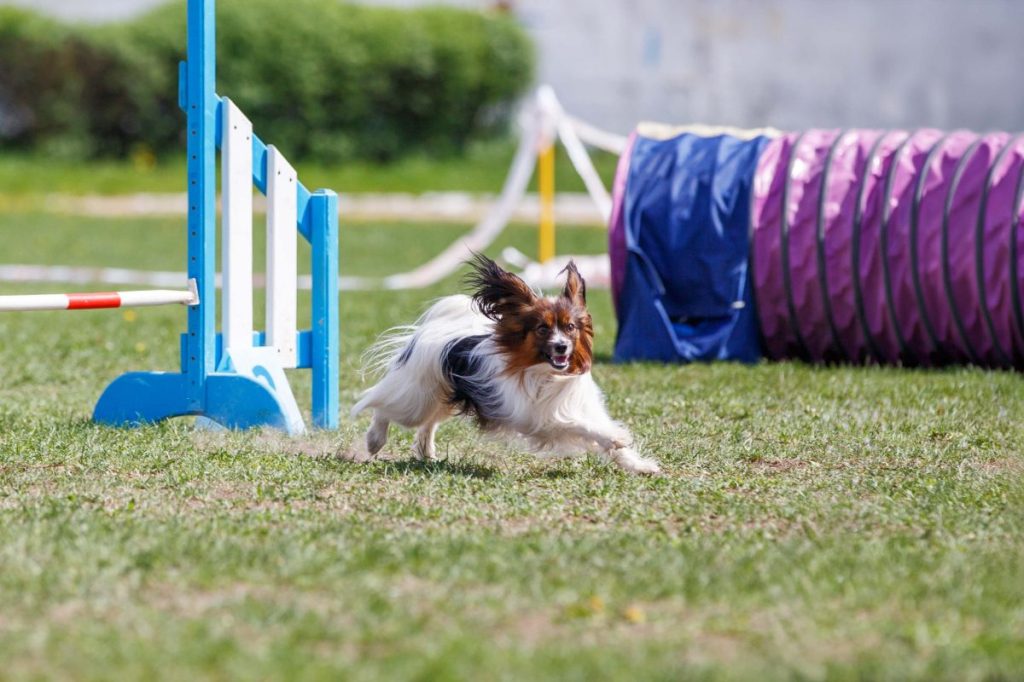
left=441, top=334, right=501, bottom=427
left=395, top=332, right=418, bottom=367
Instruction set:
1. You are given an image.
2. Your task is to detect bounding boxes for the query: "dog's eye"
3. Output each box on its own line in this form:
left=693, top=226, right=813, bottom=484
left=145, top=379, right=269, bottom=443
left=566, top=323, right=576, bottom=332
left=536, top=325, right=550, bottom=336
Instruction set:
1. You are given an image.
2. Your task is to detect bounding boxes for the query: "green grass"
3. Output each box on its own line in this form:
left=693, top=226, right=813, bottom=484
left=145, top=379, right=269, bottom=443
left=0, top=212, right=1023, bottom=680
left=0, top=139, right=620, bottom=197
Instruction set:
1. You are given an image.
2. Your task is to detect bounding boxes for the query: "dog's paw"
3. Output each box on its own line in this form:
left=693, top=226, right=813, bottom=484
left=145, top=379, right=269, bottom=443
left=366, top=421, right=389, bottom=455
left=611, top=447, right=661, bottom=475
left=627, top=457, right=661, bottom=475
left=412, top=443, right=438, bottom=462
left=338, top=445, right=376, bottom=464
left=608, top=423, right=635, bottom=449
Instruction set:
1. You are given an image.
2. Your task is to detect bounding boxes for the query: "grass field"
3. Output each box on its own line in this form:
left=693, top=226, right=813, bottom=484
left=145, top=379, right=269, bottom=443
left=0, top=210, right=1022, bottom=680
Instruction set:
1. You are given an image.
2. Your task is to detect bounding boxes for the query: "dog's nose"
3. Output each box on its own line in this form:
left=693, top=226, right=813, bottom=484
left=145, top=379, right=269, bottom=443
left=553, top=342, right=568, bottom=354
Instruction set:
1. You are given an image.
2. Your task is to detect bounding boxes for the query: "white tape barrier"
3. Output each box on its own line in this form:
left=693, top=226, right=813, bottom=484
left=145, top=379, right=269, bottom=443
left=379, top=105, right=542, bottom=290
left=378, top=85, right=621, bottom=290
left=537, top=86, right=614, bottom=221
left=499, top=246, right=610, bottom=291
left=0, top=88, right=627, bottom=293
left=0, top=265, right=369, bottom=293
left=564, top=114, right=629, bottom=155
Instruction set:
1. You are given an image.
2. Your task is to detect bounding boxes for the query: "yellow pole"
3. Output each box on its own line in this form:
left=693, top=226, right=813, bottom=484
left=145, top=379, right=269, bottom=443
left=538, top=142, right=556, bottom=263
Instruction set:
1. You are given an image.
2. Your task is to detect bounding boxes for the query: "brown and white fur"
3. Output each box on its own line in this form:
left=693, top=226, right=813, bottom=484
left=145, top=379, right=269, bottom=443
left=350, top=254, right=660, bottom=475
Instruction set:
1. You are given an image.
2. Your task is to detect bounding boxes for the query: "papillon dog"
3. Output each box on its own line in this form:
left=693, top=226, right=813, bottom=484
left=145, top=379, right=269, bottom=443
left=350, top=254, right=660, bottom=475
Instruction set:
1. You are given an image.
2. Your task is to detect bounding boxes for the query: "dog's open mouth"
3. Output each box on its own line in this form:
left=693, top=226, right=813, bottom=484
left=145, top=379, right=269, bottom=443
left=545, top=353, right=570, bottom=371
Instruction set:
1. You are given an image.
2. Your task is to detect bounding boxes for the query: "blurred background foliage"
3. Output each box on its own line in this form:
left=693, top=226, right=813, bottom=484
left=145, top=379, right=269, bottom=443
left=0, top=0, right=535, bottom=162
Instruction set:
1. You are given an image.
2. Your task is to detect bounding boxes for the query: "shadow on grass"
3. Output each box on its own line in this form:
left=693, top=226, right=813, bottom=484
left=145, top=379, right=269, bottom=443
left=371, top=457, right=497, bottom=479
left=541, top=467, right=575, bottom=480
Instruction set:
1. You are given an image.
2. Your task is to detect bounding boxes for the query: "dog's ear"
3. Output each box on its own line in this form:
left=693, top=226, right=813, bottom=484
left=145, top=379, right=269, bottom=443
left=560, top=260, right=586, bottom=307
left=465, top=252, right=537, bottom=321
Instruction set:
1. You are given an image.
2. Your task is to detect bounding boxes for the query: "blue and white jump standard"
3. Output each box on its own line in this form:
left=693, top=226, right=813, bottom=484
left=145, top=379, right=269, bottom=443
left=92, top=0, right=340, bottom=433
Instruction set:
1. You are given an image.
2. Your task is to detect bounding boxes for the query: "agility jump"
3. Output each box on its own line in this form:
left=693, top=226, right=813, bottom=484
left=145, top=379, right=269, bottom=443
left=0, top=0, right=339, bottom=432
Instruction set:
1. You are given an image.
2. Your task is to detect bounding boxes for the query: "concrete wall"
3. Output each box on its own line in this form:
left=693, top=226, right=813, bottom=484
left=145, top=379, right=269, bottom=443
left=7, top=0, right=1023, bottom=134
left=1, top=0, right=166, bottom=21
left=515, top=0, right=1024, bottom=134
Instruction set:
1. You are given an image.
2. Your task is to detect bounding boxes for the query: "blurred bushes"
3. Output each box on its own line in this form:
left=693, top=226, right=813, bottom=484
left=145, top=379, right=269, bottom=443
left=0, top=0, right=534, bottom=162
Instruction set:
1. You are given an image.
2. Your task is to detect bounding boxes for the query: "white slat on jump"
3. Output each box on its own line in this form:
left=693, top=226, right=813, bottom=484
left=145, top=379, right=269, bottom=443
left=266, top=146, right=298, bottom=368
left=221, top=98, right=254, bottom=351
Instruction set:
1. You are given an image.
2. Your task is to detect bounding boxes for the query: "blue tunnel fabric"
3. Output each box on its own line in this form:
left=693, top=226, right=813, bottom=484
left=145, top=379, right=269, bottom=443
left=613, top=132, right=771, bottom=363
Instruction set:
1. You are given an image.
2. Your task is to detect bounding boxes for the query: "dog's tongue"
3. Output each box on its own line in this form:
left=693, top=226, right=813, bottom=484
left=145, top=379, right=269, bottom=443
left=553, top=355, right=569, bottom=365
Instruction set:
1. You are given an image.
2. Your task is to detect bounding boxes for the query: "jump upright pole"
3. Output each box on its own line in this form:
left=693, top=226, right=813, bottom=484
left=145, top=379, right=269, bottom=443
left=92, top=0, right=339, bottom=432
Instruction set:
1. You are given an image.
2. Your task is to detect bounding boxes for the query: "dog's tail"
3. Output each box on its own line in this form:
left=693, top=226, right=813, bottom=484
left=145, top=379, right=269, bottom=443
left=351, top=326, right=417, bottom=419
left=358, top=325, right=417, bottom=381
left=350, top=392, right=374, bottom=419
left=351, top=295, right=481, bottom=419
left=358, top=295, right=475, bottom=378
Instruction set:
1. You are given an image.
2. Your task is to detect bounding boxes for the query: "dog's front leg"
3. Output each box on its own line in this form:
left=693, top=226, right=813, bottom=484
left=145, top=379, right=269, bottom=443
left=559, top=423, right=660, bottom=475
left=605, top=445, right=661, bottom=475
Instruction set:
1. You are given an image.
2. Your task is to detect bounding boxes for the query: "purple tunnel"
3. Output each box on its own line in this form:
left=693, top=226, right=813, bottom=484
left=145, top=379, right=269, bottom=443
left=751, top=129, right=1024, bottom=368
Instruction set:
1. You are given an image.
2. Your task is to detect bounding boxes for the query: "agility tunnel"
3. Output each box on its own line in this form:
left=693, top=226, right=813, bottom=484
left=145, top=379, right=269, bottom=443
left=610, top=126, right=1024, bottom=369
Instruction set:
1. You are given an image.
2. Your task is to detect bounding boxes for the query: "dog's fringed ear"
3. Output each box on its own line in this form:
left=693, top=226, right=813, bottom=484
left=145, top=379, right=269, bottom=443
left=560, top=260, right=586, bottom=306
left=465, top=252, right=537, bottom=321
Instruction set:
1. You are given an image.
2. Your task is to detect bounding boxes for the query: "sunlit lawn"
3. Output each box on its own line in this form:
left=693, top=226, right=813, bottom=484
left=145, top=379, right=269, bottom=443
left=0, top=211, right=1021, bottom=680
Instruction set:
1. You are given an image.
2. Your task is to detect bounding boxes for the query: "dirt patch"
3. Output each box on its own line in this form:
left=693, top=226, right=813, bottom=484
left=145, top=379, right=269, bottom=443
left=189, top=429, right=346, bottom=460
left=750, top=458, right=808, bottom=473
left=977, top=457, right=1024, bottom=475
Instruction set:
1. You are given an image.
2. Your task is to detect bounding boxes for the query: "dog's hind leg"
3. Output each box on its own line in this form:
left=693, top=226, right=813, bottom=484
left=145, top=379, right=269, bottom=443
left=413, top=419, right=440, bottom=461
left=413, top=406, right=451, bottom=462
left=366, top=412, right=391, bottom=455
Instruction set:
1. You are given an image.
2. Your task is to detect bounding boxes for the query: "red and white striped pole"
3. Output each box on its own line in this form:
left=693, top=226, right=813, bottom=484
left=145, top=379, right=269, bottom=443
left=0, top=279, right=198, bottom=312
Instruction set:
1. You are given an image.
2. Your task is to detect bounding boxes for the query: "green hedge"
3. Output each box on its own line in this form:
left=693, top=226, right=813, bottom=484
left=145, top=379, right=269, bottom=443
left=0, top=0, right=535, bottom=162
